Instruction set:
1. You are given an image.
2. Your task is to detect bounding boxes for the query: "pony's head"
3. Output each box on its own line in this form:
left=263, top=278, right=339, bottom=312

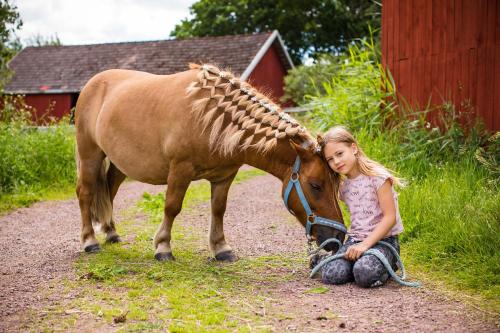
left=284, top=140, right=345, bottom=252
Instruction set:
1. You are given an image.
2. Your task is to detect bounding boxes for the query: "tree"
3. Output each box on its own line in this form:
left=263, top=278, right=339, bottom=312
left=0, top=0, right=22, bottom=91
left=170, top=0, right=380, bottom=64
left=25, top=33, right=62, bottom=47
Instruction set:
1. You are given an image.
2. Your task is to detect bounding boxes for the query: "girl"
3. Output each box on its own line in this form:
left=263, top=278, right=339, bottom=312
left=314, top=126, right=404, bottom=288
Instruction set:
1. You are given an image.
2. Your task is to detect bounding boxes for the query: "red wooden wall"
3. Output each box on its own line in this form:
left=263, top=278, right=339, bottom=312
left=248, top=45, right=288, bottom=105
left=382, top=0, right=500, bottom=131
left=24, top=94, right=72, bottom=123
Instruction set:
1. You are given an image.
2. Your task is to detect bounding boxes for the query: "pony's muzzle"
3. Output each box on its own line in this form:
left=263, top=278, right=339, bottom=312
left=315, top=226, right=344, bottom=252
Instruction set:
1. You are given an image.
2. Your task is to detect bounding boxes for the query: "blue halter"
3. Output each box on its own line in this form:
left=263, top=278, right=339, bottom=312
left=283, top=159, right=420, bottom=287
left=283, top=156, right=347, bottom=239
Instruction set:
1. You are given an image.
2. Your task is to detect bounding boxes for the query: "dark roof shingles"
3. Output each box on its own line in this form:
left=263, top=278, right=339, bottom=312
left=5, top=33, right=273, bottom=93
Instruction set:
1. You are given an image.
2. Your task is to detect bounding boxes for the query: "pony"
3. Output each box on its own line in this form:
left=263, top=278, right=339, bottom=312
left=75, top=63, right=344, bottom=261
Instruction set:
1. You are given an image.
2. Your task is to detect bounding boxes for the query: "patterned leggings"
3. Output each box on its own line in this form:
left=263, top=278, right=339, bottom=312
left=319, top=236, right=400, bottom=288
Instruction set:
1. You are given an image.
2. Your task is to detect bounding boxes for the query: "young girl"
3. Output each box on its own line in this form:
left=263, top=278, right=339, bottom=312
left=315, top=126, right=404, bottom=288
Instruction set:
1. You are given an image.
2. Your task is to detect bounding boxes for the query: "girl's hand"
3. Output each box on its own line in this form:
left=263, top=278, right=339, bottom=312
left=344, top=243, right=370, bottom=261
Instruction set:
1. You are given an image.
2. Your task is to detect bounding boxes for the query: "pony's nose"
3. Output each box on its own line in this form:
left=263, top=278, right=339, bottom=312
left=316, top=234, right=340, bottom=252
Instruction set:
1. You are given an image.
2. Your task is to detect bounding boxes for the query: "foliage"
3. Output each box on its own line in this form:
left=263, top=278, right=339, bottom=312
left=307, top=37, right=395, bottom=137
left=24, top=32, right=62, bottom=47
left=0, top=94, right=33, bottom=123
left=474, top=132, right=500, bottom=187
left=0, top=0, right=22, bottom=91
left=171, top=0, right=380, bottom=64
left=398, top=161, right=500, bottom=296
left=281, top=53, right=341, bottom=104
left=0, top=96, right=76, bottom=212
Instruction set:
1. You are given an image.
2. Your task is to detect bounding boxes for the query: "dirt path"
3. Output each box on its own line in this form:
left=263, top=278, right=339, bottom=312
left=0, top=172, right=498, bottom=332
left=0, top=181, right=165, bottom=332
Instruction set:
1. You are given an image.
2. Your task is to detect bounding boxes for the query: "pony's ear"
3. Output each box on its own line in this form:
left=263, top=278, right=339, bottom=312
left=317, top=134, right=325, bottom=147
left=289, top=139, right=315, bottom=161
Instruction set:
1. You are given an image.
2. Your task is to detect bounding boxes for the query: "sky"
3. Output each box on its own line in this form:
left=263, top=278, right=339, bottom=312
left=13, top=0, right=197, bottom=45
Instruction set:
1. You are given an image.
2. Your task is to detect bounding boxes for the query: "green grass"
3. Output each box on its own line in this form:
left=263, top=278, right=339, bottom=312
left=0, top=122, right=76, bottom=214
left=0, top=183, right=75, bottom=215
left=34, top=168, right=302, bottom=332
left=398, top=162, right=500, bottom=310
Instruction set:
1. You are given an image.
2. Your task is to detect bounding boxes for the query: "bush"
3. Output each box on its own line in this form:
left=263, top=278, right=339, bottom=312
left=305, top=38, right=396, bottom=137
left=0, top=96, right=76, bottom=210
left=281, top=54, right=341, bottom=105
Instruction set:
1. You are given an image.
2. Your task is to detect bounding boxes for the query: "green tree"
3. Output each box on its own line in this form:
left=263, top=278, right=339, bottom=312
left=171, top=0, right=380, bottom=64
left=0, top=0, right=22, bottom=91
left=25, top=33, right=62, bottom=47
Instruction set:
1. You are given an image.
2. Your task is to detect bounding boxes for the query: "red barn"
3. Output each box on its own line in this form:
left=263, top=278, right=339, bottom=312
left=382, top=0, right=500, bottom=131
left=5, top=30, right=293, bottom=123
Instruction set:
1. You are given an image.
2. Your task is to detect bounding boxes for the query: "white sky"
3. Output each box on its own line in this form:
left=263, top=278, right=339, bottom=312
left=13, top=0, right=197, bottom=45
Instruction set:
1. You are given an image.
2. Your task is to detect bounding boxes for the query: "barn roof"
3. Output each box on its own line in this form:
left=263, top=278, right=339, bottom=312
left=5, top=30, right=293, bottom=94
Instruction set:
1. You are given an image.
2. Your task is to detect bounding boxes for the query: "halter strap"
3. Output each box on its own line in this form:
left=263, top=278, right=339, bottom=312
left=283, top=157, right=347, bottom=237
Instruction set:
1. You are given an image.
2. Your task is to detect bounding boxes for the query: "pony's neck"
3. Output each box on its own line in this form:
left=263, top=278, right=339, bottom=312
left=239, top=139, right=296, bottom=182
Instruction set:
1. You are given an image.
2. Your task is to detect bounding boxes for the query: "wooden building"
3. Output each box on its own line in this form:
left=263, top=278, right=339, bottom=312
left=382, top=0, right=500, bottom=131
left=5, top=30, right=293, bottom=122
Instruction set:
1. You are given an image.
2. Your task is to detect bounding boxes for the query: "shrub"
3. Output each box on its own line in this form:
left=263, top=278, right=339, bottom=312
left=281, top=54, right=341, bottom=105
left=305, top=38, right=396, bottom=137
left=0, top=95, right=76, bottom=207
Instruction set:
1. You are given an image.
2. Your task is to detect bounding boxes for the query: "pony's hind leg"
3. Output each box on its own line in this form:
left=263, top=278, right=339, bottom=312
left=101, top=163, right=126, bottom=243
left=76, top=149, right=106, bottom=253
left=209, top=170, right=239, bottom=262
left=154, top=162, right=195, bottom=261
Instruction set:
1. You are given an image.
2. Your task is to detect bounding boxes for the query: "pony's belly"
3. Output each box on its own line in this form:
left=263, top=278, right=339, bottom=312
left=98, top=130, right=170, bottom=184
left=109, top=153, right=169, bottom=185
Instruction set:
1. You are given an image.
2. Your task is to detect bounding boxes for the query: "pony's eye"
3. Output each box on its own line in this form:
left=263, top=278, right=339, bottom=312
left=310, top=183, right=322, bottom=192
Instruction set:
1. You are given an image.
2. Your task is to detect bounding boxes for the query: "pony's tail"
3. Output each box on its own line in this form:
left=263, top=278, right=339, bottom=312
left=75, top=146, right=113, bottom=229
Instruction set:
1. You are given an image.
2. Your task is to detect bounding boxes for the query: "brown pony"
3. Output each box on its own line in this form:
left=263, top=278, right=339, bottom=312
left=75, top=64, right=344, bottom=261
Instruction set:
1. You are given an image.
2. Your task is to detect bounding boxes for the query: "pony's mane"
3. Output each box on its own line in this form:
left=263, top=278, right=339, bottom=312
left=186, top=63, right=315, bottom=155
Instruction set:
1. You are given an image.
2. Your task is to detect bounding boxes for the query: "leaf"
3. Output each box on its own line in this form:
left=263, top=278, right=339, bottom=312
left=304, top=286, right=329, bottom=294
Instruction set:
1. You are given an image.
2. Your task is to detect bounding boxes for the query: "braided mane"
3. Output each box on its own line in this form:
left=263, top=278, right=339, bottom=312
left=186, top=63, right=315, bottom=156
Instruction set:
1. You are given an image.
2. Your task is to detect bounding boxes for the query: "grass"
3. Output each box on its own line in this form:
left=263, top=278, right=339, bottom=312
left=0, top=183, right=75, bottom=215
left=33, top=168, right=306, bottom=332
left=0, top=121, right=76, bottom=215
left=398, top=162, right=500, bottom=310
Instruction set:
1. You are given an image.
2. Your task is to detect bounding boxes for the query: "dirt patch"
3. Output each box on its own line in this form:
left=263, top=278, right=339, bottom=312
left=0, top=172, right=498, bottom=332
left=179, top=173, right=499, bottom=332
left=0, top=181, right=164, bottom=332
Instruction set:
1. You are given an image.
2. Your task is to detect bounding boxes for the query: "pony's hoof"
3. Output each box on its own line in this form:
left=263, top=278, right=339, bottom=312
left=155, top=252, right=175, bottom=261
left=106, top=235, right=121, bottom=244
left=215, top=251, right=238, bottom=262
left=84, top=244, right=101, bottom=253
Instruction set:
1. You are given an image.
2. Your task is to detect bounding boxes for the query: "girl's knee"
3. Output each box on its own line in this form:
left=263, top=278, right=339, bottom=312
left=321, top=259, right=354, bottom=285
left=353, top=256, right=388, bottom=288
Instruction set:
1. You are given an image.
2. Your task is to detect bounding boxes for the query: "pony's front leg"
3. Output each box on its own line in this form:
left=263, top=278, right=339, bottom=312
left=154, top=162, right=194, bottom=261
left=209, top=171, right=238, bottom=262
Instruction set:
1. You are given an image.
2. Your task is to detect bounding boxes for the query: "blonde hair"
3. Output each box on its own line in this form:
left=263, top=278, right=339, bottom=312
left=321, top=126, right=405, bottom=187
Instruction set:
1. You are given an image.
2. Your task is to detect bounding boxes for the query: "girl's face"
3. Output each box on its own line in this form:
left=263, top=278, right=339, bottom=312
left=323, top=141, right=360, bottom=178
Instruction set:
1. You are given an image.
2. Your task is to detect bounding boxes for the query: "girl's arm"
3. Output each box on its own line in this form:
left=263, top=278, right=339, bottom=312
left=344, top=180, right=397, bottom=261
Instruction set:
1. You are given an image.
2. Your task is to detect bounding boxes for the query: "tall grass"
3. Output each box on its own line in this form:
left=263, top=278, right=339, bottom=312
left=298, top=37, right=500, bottom=300
left=0, top=96, right=76, bottom=212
